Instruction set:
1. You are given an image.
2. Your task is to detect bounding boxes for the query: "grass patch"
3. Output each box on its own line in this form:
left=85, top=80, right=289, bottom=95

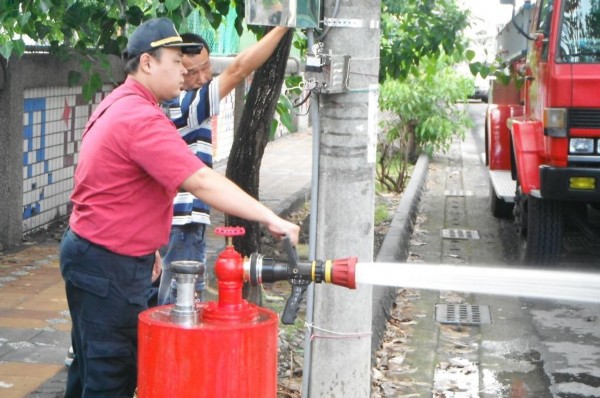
left=374, top=203, right=390, bottom=225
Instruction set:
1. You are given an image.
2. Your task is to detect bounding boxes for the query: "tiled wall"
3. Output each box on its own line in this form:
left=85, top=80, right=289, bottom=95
left=21, top=86, right=237, bottom=234
left=21, top=85, right=113, bottom=233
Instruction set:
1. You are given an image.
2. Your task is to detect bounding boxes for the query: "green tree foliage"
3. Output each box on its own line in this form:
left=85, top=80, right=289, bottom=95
left=377, top=0, right=473, bottom=193
left=0, top=0, right=241, bottom=99
left=380, top=0, right=470, bottom=82
left=0, top=0, right=242, bottom=58
left=378, top=54, right=474, bottom=193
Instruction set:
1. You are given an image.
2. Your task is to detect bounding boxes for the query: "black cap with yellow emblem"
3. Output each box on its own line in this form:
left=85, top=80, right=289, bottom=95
left=123, top=17, right=203, bottom=59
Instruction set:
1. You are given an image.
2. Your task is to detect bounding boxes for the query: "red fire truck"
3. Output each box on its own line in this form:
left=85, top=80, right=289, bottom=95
left=486, top=0, right=600, bottom=264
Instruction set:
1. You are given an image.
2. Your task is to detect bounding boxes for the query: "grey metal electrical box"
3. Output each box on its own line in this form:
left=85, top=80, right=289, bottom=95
left=246, top=0, right=322, bottom=28
left=305, top=53, right=350, bottom=94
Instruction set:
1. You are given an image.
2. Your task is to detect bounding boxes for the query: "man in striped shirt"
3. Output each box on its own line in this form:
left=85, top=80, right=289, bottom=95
left=158, top=27, right=290, bottom=305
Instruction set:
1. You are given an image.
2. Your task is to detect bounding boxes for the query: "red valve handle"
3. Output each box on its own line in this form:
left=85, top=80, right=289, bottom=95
left=214, top=226, right=246, bottom=237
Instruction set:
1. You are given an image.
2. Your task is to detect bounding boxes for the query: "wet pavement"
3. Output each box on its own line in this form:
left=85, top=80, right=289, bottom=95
left=0, top=130, right=313, bottom=397
left=374, top=103, right=600, bottom=397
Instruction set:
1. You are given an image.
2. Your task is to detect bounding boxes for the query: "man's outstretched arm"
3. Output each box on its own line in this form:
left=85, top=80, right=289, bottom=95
left=218, top=26, right=291, bottom=98
left=180, top=166, right=300, bottom=245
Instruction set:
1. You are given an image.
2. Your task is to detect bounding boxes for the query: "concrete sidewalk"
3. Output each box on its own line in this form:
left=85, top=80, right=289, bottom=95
left=0, top=130, right=313, bottom=398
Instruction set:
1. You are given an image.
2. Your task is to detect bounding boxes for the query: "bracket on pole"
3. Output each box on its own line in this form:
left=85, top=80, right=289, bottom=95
left=323, top=18, right=380, bottom=29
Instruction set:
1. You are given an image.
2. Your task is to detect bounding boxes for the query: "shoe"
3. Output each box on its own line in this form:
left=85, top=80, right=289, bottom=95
left=64, top=346, right=75, bottom=367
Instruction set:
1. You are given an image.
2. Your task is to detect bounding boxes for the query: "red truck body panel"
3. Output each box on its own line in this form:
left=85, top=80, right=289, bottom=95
left=488, top=0, right=600, bottom=195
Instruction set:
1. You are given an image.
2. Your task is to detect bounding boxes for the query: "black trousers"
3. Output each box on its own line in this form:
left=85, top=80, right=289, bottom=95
left=60, top=229, right=154, bottom=397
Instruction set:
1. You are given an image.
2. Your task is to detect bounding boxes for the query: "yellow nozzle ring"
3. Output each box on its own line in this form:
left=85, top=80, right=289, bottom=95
left=324, top=260, right=332, bottom=283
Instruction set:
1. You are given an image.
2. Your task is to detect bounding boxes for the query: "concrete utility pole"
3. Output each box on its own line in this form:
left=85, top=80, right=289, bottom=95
left=306, top=0, right=381, bottom=396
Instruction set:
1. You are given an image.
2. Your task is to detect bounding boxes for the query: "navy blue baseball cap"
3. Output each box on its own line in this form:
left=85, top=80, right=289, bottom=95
left=123, top=18, right=202, bottom=59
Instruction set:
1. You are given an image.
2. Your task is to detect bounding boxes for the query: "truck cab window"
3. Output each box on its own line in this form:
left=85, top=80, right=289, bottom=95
left=537, top=0, right=553, bottom=60
left=559, top=0, right=600, bottom=63
left=537, top=0, right=552, bottom=37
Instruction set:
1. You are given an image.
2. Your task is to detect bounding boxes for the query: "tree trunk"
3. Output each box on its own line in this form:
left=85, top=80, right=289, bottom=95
left=406, top=122, right=418, bottom=163
left=225, top=28, right=293, bottom=303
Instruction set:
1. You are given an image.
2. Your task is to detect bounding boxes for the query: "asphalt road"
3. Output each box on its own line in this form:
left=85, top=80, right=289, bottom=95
left=389, top=102, right=600, bottom=397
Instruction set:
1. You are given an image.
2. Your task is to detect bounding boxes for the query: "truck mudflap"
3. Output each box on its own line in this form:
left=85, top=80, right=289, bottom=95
left=540, top=165, right=600, bottom=202
left=511, top=118, right=543, bottom=194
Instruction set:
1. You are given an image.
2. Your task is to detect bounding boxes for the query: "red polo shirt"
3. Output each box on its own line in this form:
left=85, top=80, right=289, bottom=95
left=70, top=77, right=204, bottom=256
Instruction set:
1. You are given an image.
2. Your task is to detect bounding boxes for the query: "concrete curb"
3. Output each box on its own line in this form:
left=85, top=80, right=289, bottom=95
left=272, top=184, right=311, bottom=219
left=370, top=153, right=430, bottom=360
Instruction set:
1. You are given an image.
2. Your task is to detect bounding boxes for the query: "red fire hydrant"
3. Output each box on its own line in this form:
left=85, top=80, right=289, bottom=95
left=137, top=227, right=279, bottom=398
left=138, top=226, right=358, bottom=397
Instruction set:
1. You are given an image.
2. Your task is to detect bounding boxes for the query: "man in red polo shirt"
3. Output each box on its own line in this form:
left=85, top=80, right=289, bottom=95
left=60, top=17, right=299, bottom=397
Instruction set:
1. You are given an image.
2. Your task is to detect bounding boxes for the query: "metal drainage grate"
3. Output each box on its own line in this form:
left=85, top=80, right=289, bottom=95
left=441, top=229, right=480, bottom=240
left=444, top=190, right=473, bottom=196
left=435, top=304, right=492, bottom=325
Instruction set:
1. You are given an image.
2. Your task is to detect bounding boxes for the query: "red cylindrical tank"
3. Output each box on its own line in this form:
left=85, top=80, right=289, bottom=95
left=138, top=227, right=279, bottom=398
left=138, top=304, right=278, bottom=398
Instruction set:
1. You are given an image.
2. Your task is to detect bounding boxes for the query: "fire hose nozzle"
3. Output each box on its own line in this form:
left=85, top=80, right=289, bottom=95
left=327, top=257, right=357, bottom=289
left=239, top=234, right=359, bottom=324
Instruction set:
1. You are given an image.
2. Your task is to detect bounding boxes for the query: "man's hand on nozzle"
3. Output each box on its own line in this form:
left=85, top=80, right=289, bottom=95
left=266, top=216, right=300, bottom=246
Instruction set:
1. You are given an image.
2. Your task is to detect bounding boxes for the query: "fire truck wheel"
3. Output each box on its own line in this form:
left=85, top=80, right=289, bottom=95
left=518, top=192, right=563, bottom=266
left=490, top=182, right=514, bottom=218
